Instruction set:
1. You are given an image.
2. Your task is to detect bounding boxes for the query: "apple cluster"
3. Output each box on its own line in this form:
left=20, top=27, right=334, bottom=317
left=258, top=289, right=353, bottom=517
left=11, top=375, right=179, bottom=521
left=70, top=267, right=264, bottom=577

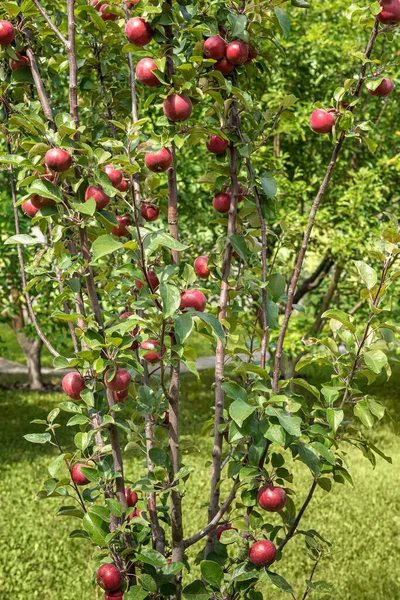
left=203, top=32, right=258, bottom=77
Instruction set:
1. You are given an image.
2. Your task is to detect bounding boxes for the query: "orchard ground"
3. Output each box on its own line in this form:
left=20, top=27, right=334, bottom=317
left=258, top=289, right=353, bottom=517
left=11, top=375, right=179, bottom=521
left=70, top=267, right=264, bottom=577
left=1, top=358, right=400, bottom=599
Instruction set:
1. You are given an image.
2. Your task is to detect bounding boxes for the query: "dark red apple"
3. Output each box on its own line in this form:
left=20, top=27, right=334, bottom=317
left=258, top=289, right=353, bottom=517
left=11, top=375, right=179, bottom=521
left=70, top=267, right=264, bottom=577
left=96, top=564, right=122, bottom=592
left=114, top=389, right=129, bottom=403
left=180, top=289, right=206, bottom=312
left=249, top=540, right=277, bottom=567
left=125, top=487, right=139, bottom=507
left=45, top=148, right=72, bottom=172
left=163, top=94, right=193, bottom=122
left=105, top=591, right=124, bottom=600
left=368, top=77, right=394, bottom=97
left=145, top=147, right=173, bottom=172
left=136, top=57, right=160, bottom=87
left=226, top=183, right=247, bottom=201
left=37, top=166, right=56, bottom=182
left=102, top=164, right=123, bottom=188
left=104, top=368, right=131, bottom=391
left=71, top=463, right=90, bottom=486
left=214, top=57, right=235, bottom=76
left=206, top=134, right=228, bottom=154
left=30, top=195, right=55, bottom=209
left=140, top=204, right=159, bottom=222
left=204, top=35, right=226, bottom=60
left=112, top=215, right=131, bottom=237
left=100, top=4, right=118, bottom=20
left=135, top=270, right=159, bottom=291
left=128, top=507, right=141, bottom=520
left=377, top=0, right=400, bottom=23
left=194, top=256, right=210, bottom=279
left=116, top=179, right=129, bottom=192
left=257, top=485, right=287, bottom=512
left=9, top=52, right=30, bottom=71
left=22, top=199, right=39, bottom=218
left=310, top=109, right=335, bottom=134
left=212, top=192, right=231, bottom=213
left=125, top=17, right=152, bottom=46
left=247, top=46, right=259, bottom=62
left=62, top=371, right=86, bottom=400
left=0, top=21, right=15, bottom=46
left=216, top=523, right=232, bottom=540
left=226, top=41, right=249, bottom=65
left=85, top=185, right=110, bottom=210
left=163, top=411, right=170, bottom=425
left=141, top=339, right=164, bottom=363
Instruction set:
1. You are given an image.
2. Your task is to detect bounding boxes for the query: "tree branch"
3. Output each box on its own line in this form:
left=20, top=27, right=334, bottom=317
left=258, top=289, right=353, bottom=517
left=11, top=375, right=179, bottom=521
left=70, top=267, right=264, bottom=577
left=31, top=0, right=69, bottom=48
left=277, top=479, right=317, bottom=553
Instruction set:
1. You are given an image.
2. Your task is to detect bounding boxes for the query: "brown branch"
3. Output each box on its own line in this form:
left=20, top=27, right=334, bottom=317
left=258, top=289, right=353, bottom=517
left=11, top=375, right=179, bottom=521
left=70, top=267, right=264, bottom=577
left=67, top=0, right=79, bottom=129
left=301, top=558, right=321, bottom=600
left=25, top=48, right=55, bottom=129
left=31, top=0, right=69, bottom=48
left=272, top=19, right=380, bottom=393
left=277, top=479, right=317, bottom=553
left=106, top=389, right=128, bottom=529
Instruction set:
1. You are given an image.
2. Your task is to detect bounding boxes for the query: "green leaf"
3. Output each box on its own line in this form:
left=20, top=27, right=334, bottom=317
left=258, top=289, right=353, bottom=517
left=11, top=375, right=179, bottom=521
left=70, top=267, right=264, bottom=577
left=274, top=7, right=291, bottom=37
left=222, top=381, right=248, bottom=402
left=312, top=442, right=335, bottom=465
left=266, top=570, right=294, bottom=594
left=291, top=0, right=310, bottom=6
left=291, top=378, right=320, bottom=399
left=354, top=261, right=377, bottom=290
left=297, top=443, right=321, bottom=477
left=92, top=234, right=122, bottom=261
left=82, top=511, right=110, bottom=545
left=364, top=349, right=387, bottom=374
left=125, top=586, right=150, bottom=600
left=260, top=176, right=277, bottom=198
left=200, top=560, right=224, bottom=588
left=268, top=273, right=286, bottom=301
left=79, top=467, right=100, bottom=482
left=149, top=447, right=168, bottom=466
left=194, top=312, right=226, bottom=344
left=227, top=13, right=248, bottom=38
left=136, top=548, right=167, bottom=568
left=146, top=231, right=189, bottom=255
left=266, top=407, right=302, bottom=438
left=183, top=580, right=209, bottom=600
left=354, top=401, right=374, bottom=428
left=23, top=433, right=51, bottom=444
left=56, top=506, right=85, bottom=519
left=322, top=309, right=355, bottom=333
left=5, top=234, right=39, bottom=246
left=74, top=198, right=97, bottom=216
left=160, top=283, right=181, bottom=319
left=174, top=313, right=193, bottom=342
left=29, top=179, right=63, bottom=203
left=48, top=454, right=65, bottom=477
left=326, top=408, right=343, bottom=434
left=230, top=235, right=248, bottom=261
left=229, top=399, right=257, bottom=427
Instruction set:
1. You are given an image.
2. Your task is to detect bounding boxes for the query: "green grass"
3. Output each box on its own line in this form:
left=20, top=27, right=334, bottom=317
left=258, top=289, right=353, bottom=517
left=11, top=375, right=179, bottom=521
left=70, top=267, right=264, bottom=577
left=1, top=370, right=400, bottom=599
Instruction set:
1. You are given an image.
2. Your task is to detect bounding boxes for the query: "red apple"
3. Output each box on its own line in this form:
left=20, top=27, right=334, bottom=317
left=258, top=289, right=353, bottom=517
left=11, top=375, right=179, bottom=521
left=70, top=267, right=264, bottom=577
left=136, top=57, right=160, bottom=87
left=180, top=289, right=207, bottom=312
left=206, top=134, right=228, bottom=154
left=368, top=77, right=394, bottom=97
left=135, top=270, right=159, bottom=291
left=212, top=192, right=231, bottom=213
left=37, top=166, right=56, bottom=182
left=141, top=339, right=164, bottom=363
left=105, top=591, right=124, bottom=600
left=125, top=487, right=139, bottom=507
left=140, top=203, right=159, bottom=222
left=62, top=372, right=86, bottom=400
left=247, top=46, right=259, bottom=62
left=145, top=147, right=173, bottom=172
left=128, top=507, right=141, bottom=520
left=85, top=185, right=110, bottom=210
left=45, top=148, right=72, bottom=172
left=226, top=41, right=249, bottom=65
left=125, top=17, right=152, bottom=46
left=377, top=0, right=400, bottom=23
left=204, top=35, right=226, bottom=60
left=257, top=485, right=287, bottom=512
left=92, top=0, right=101, bottom=7
left=214, top=57, right=235, bottom=76
left=310, top=109, right=335, bottom=134
left=100, top=4, right=118, bottom=20
left=9, top=52, right=30, bottom=71
left=163, top=94, right=193, bottom=122
left=249, top=540, right=277, bottom=567
left=163, top=411, right=170, bottom=425
left=112, top=215, right=131, bottom=237
left=96, top=564, right=122, bottom=592
left=71, top=463, right=90, bottom=486
left=104, top=368, right=131, bottom=391
left=30, top=195, right=55, bottom=209
left=114, top=389, right=129, bottom=403
left=22, top=199, right=39, bottom=218
left=0, top=20, right=15, bottom=46
left=102, top=164, right=123, bottom=188
left=116, top=179, right=129, bottom=192
left=216, top=523, right=232, bottom=540
left=226, top=183, right=247, bottom=201
left=194, top=256, right=210, bottom=279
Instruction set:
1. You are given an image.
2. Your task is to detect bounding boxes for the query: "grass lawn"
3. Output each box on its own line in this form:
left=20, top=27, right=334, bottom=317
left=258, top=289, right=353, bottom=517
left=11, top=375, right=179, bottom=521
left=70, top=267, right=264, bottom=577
left=1, top=369, right=400, bottom=599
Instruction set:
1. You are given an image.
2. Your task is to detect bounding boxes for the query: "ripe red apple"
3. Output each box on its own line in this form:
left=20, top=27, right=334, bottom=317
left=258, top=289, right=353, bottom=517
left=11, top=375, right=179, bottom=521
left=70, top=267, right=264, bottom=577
left=163, top=411, right=170, bottom=425
left=125, top=487, right=139, bottom=507
left=180, top=289, right=207, bottom=312
left=212, top=192, right=231, bottom=213
left=204, top=35, right=226, bottom=60
left=249, top=540, right=277, bottom=567
left=37, top=166, right=55, bottom=182
left=125, top=17, right=152, bottom=46
left=377, top=0, right=400, bottom=23
left=112, top=215, right=131, bottom=237
left=102, top=164, right=123, bottom=188
left=0, top=20, right=15, bottom=46
left=116, top=179, right=129, bottom=192
left=45, top=148, right=72, bottom=172
left=226, top=41, right=249, bottom=65
left=141, top=339, right=164, bottom=363
left=257, top=485, right=287, bottom=512
left=104, top=368, right=131, bottom=391
left=194, top=256, right=210, bottom=279
left=145, top=147, right=173, bottom=172
left=216, top=523, right=232, bottom=540
left=226, top=183, right=247, bottom=201
left=62, top=372, right=86, bottom=400
left=128, top=507, right=141, bottom=520
left=114, top=389, right=129, bottom=403
left=163, top=94, right=193, bottom=122
left=310, top=109, right=335, bottom=134
left=22, top=199, right=39, bottom=218
left=140, top=203, right=159, bottom=222
left=85, top=185, right=110, bottom=210
left=100, top=4, right=118, bottom=20
left=71, top=463, right=90, bottom=486
left=136, top=57, right=160, bottom=87
left=96, top=564, right=122, bottom=592
left=105, top=591, right=124, bottom=600
left=92, top=0, right=101, bottom=7
left=135, top=270, right=159, bottom=291
left=30, top=195, right=55, bottom=209
left=214, top=57, right=235, bottom=76
left=206, top=134, right=228, bottom=154
left=9, top=52, right=30, bottom=71
left=368, top=77, right=394, bottom=97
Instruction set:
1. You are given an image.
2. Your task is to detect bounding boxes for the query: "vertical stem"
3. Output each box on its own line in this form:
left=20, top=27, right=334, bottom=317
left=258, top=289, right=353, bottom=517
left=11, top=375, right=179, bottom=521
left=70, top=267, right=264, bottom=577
left=25, top=48, right=55, bottom=130
left=67, top=0, right=79, bottom=129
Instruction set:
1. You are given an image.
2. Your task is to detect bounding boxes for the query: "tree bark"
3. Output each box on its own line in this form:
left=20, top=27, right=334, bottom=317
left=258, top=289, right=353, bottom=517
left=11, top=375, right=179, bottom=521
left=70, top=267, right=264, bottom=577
left=17, top=333, right=43, bottom=390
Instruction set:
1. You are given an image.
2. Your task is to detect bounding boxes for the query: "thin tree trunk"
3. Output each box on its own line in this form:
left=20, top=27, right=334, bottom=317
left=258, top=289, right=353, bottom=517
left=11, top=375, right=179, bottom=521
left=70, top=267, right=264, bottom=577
left=16, top=333, right=44, bottom=390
